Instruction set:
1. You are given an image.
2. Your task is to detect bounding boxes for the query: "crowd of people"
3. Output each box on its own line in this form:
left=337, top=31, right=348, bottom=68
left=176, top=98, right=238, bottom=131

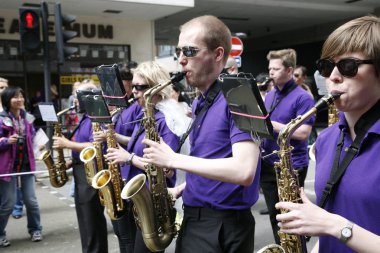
left=0, top=13, right=379, bottom=253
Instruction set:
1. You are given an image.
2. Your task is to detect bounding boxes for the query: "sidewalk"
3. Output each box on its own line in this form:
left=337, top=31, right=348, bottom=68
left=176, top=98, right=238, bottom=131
left=2, top=161, right=120, bottom=253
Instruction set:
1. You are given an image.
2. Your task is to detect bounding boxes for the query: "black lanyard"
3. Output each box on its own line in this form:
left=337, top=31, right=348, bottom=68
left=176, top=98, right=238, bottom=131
left=268, top=83, right=297, bottom=115
left=318, top=98, right=380, bottom=208
left=176, top=82, right=220, bottom=153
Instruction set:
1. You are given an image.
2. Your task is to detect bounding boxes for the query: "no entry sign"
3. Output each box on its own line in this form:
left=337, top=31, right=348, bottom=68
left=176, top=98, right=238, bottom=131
left=230, top=36, right=243, bottom=57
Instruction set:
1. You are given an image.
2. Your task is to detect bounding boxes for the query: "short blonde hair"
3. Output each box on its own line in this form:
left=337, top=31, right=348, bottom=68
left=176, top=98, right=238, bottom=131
left=267, top=49, right=297, bottom=69
left=0, top=77, right=9, bottom=84
left=180, top=15, right=231, bottom=64
left=132, top=61, right=172, bottom=100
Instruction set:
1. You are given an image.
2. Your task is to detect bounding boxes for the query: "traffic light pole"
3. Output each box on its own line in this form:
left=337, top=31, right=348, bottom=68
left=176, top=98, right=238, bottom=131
left=41, top=1, right=53, bottom=147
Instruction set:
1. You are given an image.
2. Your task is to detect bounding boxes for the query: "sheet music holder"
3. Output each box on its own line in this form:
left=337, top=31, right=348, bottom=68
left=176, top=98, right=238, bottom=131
left=219, top=73, right=274, bottom=140
left=96, top=64, right=129, bottom=107
left=76, top=89, right=102, bottom=113
left=38, top=102, right=58, bottom=122
left=82, top=94, right=112, bottom=124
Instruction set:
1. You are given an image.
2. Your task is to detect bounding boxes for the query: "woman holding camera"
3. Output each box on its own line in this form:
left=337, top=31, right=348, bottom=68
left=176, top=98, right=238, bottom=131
left=0, top=86, right=43, bottom=247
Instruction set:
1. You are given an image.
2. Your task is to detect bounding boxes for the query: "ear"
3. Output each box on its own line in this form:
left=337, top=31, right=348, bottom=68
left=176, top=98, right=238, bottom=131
left=287, top=66, right=294, bottom=76
left=214, top=47, right=225, bottom=62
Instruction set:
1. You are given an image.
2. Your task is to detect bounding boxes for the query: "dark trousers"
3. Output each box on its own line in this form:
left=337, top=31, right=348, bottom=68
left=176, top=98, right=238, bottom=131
left=260, top=161, right=307, bottom=244
left=111, top=201, right=166, bottom=253
left=73, top=163, right=108, bottom=253
left=175, top=206, right=255, bottom=253
left=111, top=202, right=136, bottom=253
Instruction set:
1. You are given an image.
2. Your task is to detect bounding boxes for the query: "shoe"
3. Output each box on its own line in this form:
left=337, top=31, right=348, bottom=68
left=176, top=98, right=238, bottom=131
left=259, top=208, right=269, bottom=215
left=0, top=237, right=10, bottom=247
left=12, top=214, right=22, bottom=219
left=31, top=231, right=43, bottom=242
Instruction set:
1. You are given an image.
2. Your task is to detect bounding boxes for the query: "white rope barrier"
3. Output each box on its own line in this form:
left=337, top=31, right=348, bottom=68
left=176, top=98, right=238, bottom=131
left=0, top=170, right=49, bottom=177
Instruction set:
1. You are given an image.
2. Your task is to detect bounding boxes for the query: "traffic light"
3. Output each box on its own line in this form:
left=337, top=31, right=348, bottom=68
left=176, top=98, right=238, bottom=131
left=19, top=7, right=41, bottom=54
left=54, top=3, right=78, bottom=65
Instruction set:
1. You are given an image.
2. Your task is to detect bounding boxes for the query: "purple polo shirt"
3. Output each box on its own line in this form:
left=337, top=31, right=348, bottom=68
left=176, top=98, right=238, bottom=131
left=262, top=79, right=315, bottom=168
left=114, top=102, right=142, bottom=148
left=72, top=114, right=93, bottom=159
left=183, top=82, right=261, bottom=210
left=121, top=110, right=179, bottom=188
left=315, top=112, right=380, bottom=253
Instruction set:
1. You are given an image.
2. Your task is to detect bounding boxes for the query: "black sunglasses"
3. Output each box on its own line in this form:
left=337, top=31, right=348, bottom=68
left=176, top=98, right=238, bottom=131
left=316, top=58, right=374, bottom=78
left=293, top=73, right=300, bottom=78
left=175, top=46, right=205, bottom=58
left=132, top=84, right=150, bottom=91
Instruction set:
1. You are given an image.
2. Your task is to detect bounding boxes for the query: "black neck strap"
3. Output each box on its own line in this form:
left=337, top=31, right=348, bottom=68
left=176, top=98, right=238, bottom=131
left=318, top=99, right=380, bottom=208
left=176, top=82, right=221, bottom=153
left=268, top=83, right=297, bottom=115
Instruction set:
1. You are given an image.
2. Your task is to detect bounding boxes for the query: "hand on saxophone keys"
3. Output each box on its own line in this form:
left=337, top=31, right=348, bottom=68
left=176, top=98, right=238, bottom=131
left=93, top=130, right=107, bottom=143
left=275, top=188, right=333, bottom=237
left=52, top=135, right=69, bottom=149
left=104, top=143, right=130, bottom=165
left=142, top=137, right=176, bottom=169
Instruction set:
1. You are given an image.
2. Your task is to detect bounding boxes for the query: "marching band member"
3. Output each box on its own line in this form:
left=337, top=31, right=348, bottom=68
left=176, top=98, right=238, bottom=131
left=105, top=61, right=184, bottom=253
left=141, top=15, right=261, bottom=253
left=276, top=15, right=380, bottom=253
left=53, top=80, right=108, bottom=253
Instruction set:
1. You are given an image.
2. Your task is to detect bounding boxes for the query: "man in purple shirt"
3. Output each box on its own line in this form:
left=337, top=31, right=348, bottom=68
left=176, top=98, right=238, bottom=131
left=141, top=16, right=261, bottom=253
left=261, top=48, right=315, bottom=244
left=276, top=15, right=380, bottom=253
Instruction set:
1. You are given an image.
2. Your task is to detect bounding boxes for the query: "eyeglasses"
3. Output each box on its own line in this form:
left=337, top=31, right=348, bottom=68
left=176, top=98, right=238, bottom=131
left=175, top=46, right=205, bottom=58
left=316, top=58, right=374, bottom=78
left=132, top=84, right=150, bottom=91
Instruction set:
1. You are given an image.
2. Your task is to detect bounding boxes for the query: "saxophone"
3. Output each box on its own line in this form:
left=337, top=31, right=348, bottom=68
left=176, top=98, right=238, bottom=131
left=258, top=93, right=340, bottom=253
left=39, top=107, right=73, bottom=188
left=121, top=72, right=185, bottom=252
left=91, top=123, right=126, bottom=220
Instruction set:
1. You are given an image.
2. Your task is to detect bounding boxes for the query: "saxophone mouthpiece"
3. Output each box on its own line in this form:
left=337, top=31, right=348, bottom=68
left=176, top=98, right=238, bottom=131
left=127, top=97, right=136, bottom=105
left=331, top=92, right=342, bottom=100
left=171, top=71, right=186, bottom=83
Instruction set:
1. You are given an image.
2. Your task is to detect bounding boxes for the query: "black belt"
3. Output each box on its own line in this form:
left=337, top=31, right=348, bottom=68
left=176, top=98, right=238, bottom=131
left=184, top=205, right=251, bottom=220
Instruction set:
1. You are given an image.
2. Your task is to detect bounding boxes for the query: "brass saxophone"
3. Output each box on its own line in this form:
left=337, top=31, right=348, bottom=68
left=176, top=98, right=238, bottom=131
left=309, top=100, right=340, bottom=161
left=39, top=107, right=73, bottom=188
left=121, top=72, right=185, bottom=252
left=80, top=122, right=105, bottom=185
left=258, top=93, right=340, bottom=253
left=91, top=122, right=126, bottom=220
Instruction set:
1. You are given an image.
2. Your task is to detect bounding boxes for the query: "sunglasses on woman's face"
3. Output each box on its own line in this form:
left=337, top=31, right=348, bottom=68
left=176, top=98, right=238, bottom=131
left=132, top=84, right=150, bottom=91
left=175, top=46, right=205, bottom=58
left=316, top=58, right=374, bottom=78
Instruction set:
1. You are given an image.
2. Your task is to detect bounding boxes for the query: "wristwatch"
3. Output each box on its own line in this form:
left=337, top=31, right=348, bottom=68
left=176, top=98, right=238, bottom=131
left=340, top=220, right=354, bottom=243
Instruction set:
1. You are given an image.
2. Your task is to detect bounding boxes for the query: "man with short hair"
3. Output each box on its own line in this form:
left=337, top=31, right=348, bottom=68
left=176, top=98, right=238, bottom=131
left=261, top=48, right=315, bottom=244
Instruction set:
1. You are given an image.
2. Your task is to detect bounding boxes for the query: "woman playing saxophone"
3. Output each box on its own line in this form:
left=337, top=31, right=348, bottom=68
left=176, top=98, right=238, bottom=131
left=275, top=16, right=380, bottom=253
left=105, top=61, right=187, bottom=253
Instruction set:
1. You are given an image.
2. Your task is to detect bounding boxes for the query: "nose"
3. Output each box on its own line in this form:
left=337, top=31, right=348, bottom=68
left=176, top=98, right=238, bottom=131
left=329, top=66, right=343, bottom=83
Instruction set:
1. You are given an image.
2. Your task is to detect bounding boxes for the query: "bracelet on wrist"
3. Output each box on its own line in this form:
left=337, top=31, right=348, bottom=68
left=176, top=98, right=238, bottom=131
left=126, top=152, right=135, bottom=166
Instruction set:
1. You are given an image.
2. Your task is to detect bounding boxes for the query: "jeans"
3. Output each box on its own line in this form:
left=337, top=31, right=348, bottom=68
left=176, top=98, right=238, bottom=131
left=0, top=175, right=42, bottom=238
left=12, top=187, right=24, bottom=217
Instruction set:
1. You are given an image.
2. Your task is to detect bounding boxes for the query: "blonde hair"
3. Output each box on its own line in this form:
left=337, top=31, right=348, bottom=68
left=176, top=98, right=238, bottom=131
left=133, top=61, right=172, bottom=100
left=180, top=15, right=232, bottom=63
left=0, top=77, right=8, bottom=84
left=321, top=15, right=380, bottom=76
left=266, top=49, right=297, bottom=69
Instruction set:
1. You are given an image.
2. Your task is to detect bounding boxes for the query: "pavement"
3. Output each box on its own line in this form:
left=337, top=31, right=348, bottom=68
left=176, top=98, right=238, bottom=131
left=2, top=158, right=318, bottom=253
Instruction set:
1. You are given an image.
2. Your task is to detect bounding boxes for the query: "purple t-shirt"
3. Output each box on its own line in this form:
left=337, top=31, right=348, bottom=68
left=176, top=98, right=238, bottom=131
left=72, top=114, right=93, bottom=159
left=315, top=112, right=380, bottom=253
left=262, top=80, right=315, bottom=168
left=183, top=82, right=261, bottom=210
left=121, top=110, right=179, bottom=188
left=114, top=102, right=142, bottom=145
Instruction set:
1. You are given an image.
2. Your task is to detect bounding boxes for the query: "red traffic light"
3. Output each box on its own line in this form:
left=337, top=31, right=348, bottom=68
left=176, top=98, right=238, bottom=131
left=20, top=9, right=39, bottom=29
left=26, top=12, right=34, bottom=28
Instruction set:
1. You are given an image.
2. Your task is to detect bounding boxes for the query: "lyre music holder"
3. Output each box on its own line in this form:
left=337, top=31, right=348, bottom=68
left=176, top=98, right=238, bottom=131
left=78, top=90, right=112, bottom=124
left=219, top=73, right=274, bottom=140
left=96, top=64, right=129, bottom=107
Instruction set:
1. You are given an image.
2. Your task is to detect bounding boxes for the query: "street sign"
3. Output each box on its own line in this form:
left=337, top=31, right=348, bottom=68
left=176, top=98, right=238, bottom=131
left=233, top=56, right=242, bottom=68
left=230, top=36, right=243, bottom=57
